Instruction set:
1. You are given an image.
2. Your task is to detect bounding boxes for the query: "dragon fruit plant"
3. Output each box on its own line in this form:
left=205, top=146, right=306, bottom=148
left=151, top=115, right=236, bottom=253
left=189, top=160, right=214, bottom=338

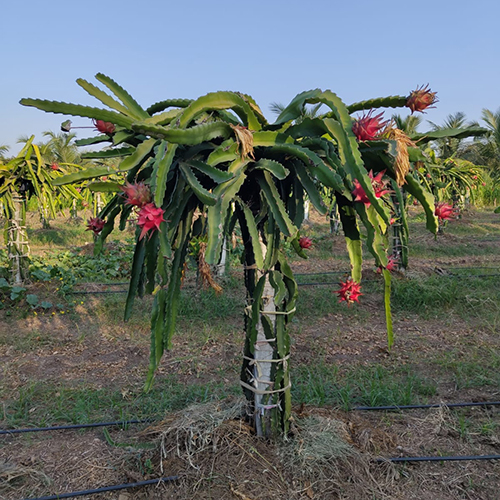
left=21, top=75, right=440, bottom=437
left=0, top=137, right=81, bottom=283
left=391, top=120, right=487, bottom=262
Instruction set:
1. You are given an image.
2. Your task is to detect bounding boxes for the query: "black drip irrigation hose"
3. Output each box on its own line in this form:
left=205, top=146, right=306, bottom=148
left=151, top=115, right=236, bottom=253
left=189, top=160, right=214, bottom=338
left=67, top=278, right=389, bottom=294
left=66, top=270, right=500, bottom=295
left=447, top=273, right=500, bottom=278
left=3, top=401, right=499, bottom=436
left=441, top=266, right=500, bottom=270
left=23, top=476, right=179, bottom=500
left=294, top=271, right=346, bottom=276
left=353, top=401, right=500, bottom=411
left=0, top=418, right=154, bottom=436
left=361, top=403, right=500, bottom=464
left=47, top=267, right=500, bottom=294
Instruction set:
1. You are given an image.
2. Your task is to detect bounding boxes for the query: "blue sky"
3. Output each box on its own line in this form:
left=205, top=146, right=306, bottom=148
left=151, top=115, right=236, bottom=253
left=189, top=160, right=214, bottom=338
left=2, top=0, right=499, bottom=154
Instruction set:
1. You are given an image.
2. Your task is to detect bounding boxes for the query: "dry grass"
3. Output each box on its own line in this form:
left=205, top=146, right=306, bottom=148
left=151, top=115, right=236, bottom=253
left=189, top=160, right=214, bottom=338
left=138, top=400, right=408, bottom=499
left=0, top=460, right=50, bottom=495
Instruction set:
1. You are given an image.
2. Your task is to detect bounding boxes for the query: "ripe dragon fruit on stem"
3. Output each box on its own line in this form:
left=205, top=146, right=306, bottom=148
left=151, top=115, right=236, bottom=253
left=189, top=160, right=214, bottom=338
left=137, top=203, right=165, bottom=240
left=335, top=279, right=362, bottom=306
left=377, top=255, right=398, bottom=274
left=121, top=181, right=151, bottom=208
left=434, top=202, right=455, bottom=221
left=298, top=236, right=312, bottom=249
left=352, top=110, right=389, bottom=142
left=86, top=217, right=105, bottom=235
left=406, top=84, right=438, bottom=114
left=93, top=119, right=115, bottom=135
left=352, top=170, right=391, bottom=207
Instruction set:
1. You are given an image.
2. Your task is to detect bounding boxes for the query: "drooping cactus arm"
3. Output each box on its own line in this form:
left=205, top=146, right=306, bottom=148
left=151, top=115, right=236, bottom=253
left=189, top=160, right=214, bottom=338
left=130, top=121, right=233, bottom=144
left=404, top=173, right=438, bottom=234
left=177, top=92, right=262, bottom=130
left=347, top=95, right=407, bottom=114
left=20, top=99, right=135, bottom=128
left=147, top=99, right=193, bottom=115
left=335, top=194, right=363, bottom=282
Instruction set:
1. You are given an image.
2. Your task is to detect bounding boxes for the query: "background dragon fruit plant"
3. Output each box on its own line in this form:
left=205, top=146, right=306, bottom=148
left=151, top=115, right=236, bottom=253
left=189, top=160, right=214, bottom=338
left=0, top=137, right=81, bottom=283
left=21, top=75, right=440, bottom=437
left=364, top=115, right=487, bottom=269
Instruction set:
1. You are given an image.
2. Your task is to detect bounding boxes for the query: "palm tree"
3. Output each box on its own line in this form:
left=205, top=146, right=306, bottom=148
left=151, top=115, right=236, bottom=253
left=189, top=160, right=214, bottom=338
left=392, top=114, right=422, bottom=135
left=427, top=112, right=480, bottom=159
left=478, top=108, right=500, bottom=174
left=42, top=131, right=81, bottom=165
left=441, top=109, right=500, bottom=182
left=428, top=111, right=469, bottom=131
left=0, top=145, right=9, bottom=160
left=269, top=101, right=323, bottom=123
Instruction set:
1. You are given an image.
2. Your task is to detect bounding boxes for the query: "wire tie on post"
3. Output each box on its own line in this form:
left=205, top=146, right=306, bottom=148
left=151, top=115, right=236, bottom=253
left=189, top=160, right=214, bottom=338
left=253, top=377, right=274, bottom=387
left=243, top=354, right=290, bottom=365
left=259, top=308, right=296, bottom=316
left=240, top=380, right=291, bottom=395
left=255, top=337, right=276, bottom=345
left=257, top=403, right=280, bottom=416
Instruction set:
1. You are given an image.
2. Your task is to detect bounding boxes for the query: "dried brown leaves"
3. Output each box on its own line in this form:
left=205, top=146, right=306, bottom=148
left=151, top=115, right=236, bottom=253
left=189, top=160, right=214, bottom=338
left=384, top=127, right=416, bottom=187
left=230, top=124, right=255, bottom=160
left=198, top=242, right=223, bottom=294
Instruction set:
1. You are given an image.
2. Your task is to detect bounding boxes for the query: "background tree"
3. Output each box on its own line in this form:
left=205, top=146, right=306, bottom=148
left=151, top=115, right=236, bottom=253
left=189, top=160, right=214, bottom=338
left=474, top=108, right=500, bottom=175
left=392, top=114, right=422, bottom=135
left=42, top=131, right=81, bottom=165
left=0, top=145, right=9, bottom=160
left=269, top=101, right=323, bottom=123
left=427, top=112, right=480, bottom=159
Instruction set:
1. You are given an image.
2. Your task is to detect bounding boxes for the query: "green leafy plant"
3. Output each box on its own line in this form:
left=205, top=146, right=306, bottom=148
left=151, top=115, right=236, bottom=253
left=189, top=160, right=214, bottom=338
left=0, top=277, right=27, bottom=309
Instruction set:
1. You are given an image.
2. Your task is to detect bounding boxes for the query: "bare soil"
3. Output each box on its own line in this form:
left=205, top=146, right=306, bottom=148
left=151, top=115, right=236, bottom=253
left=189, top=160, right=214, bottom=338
left=1, top=209, right=500, bottom=499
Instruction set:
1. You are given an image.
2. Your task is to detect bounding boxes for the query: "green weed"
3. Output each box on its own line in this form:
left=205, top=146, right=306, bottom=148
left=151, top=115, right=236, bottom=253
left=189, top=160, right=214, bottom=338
left=292, top=363, right=437, bottom=409
left=0, top=378, right=241, bottom=429
left=434, top=349, right=500, bottom=389
left=27, top=226, right=90, bottom=248
left=391, top=274, right=500, bottom=323
left=178, top=285, right=244, bottom=321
